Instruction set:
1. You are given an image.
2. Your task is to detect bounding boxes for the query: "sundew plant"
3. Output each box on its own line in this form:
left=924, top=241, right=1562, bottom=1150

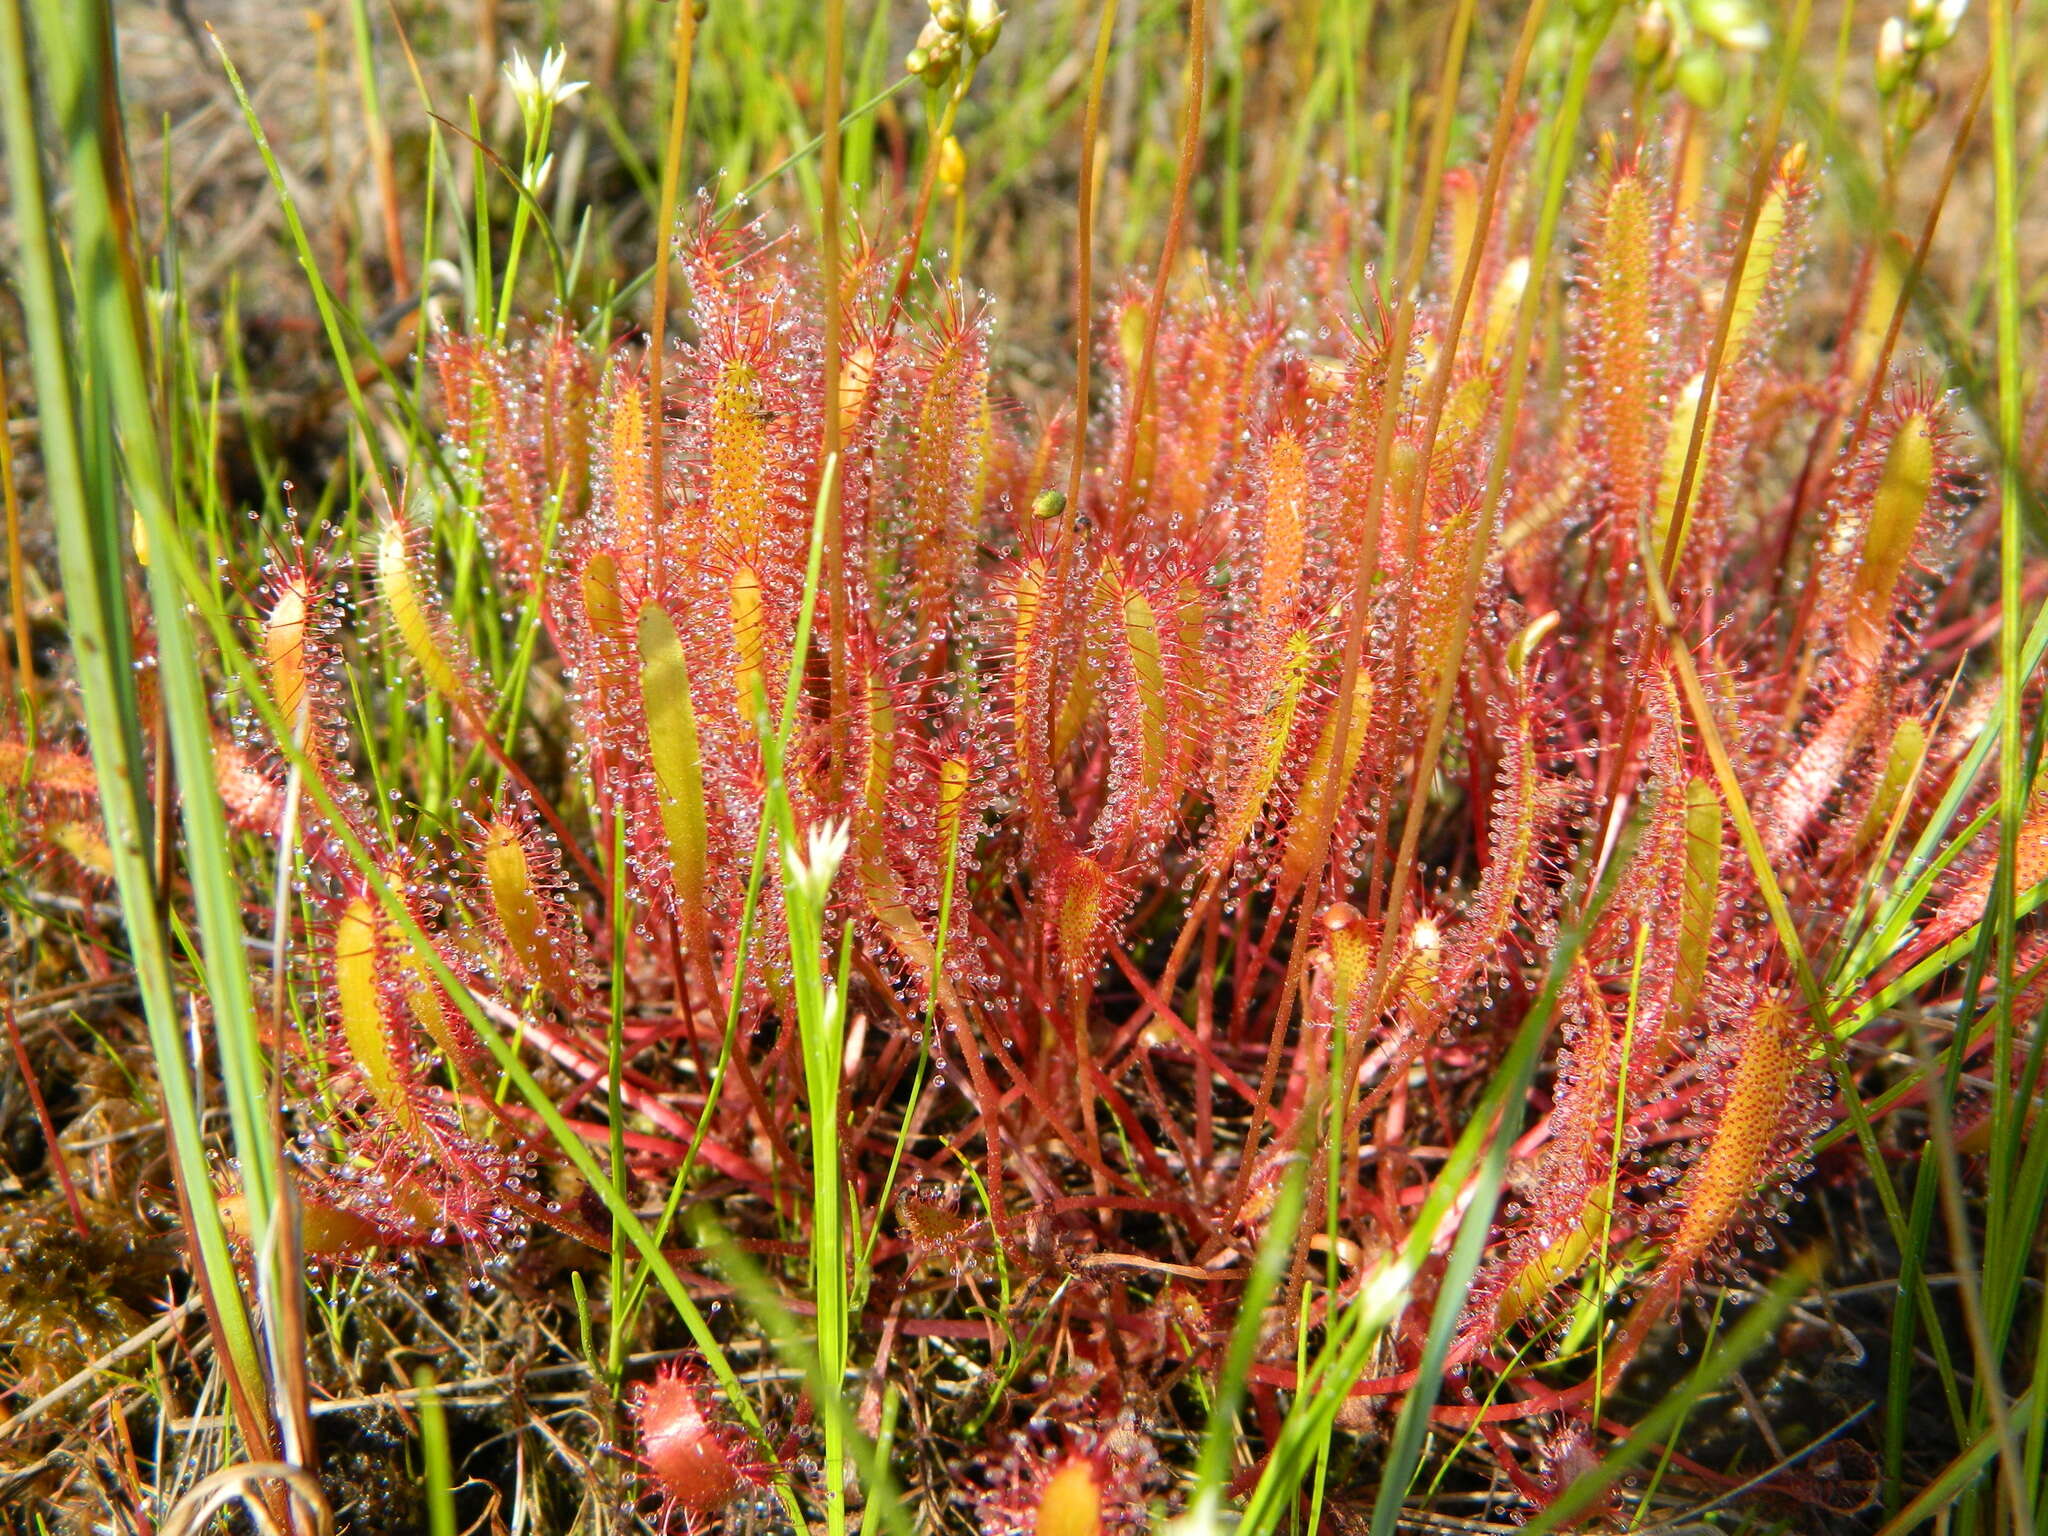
left=1, top=0, right=2046, bottom=1532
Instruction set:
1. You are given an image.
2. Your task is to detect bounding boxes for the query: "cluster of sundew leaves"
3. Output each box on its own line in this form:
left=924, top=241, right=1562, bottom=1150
left=15, top=112, right=2048, bottom=1520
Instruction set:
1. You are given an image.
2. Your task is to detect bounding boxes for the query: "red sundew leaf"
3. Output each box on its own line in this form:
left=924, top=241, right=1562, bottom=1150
left=1579, top=152, right=1662, bottom=542
left=211, top=729, right=284, bottom=838
left=1653, top=987, right=1824, bottom=1289
left=1816, top=385, right=1961, bottom=680
left=1764, top=674, right=1887, bottom=864
left=0, top=738, right=98, bottom=800
left=376, top=499, right=479, bottom=714
left=970, top=1422, right=1165, bottom=1536
left=475, top=805, right=591, bottom=1014
left=598, top=360, right=660, bottom=597
left=1439, top=689, right=1572, bottom=996
left=631, top=1360, right=772, bottom=1526
left=1921, top=787, right=2048, bottom=957
left=898, top=291, right=992, bottom=637
left=433, top=332, right=547, bottom=588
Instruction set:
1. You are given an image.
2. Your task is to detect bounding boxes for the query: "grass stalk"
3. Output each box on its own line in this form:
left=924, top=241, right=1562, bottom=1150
left=1982, top=0, right=2034, bottom=1365
left=1108, top=0, right=1206, bottom=535
left=1234, top=899, right=1584, bottom=1531
left=0, top=342, right=35, bottom=719
left=2, top=0, right=279, bottom=1459
left=1059, top=0, right=1121, bottom=542
left=415, top=1368, right=456, bottom=1536
left=755, top=454, right=849, bottom=1533
left=821, top=0, right=850, bottom=798
left=345, top=0, right=409, bottom=298
left=1365, top=1023, right=1545, bottom=1534
left=645, top=0, right=697, bottom=517
left=1916, top=1028, right=2032, bottom=1526
left=211, top=37, right=393, bottom=506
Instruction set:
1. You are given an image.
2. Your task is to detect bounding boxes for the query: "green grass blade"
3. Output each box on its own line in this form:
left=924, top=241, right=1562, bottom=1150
left=1, top=0, right=276, bottom=1456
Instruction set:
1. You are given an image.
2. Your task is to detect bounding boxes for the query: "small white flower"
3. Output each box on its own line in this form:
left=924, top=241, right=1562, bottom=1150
left=503, top=49, right=542, bottom=105
left=504, top=45, right=587, bottom=119
left=783, top=818, right=851, bottom=904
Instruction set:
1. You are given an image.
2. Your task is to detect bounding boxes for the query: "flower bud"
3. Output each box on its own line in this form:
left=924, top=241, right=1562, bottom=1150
left=1632, top=1, right=1676, bottom=72
left=1693, top=0, right=1768, bottom=51
left=1875, top=16, right=1911, bottom=96
left=930, top=0, right=965, bottom=31
left=907, top=18, right=960, bottom=84
left=937, top=134, right=967, bottom=197
left=965, top=0, right=1005, bottom=56
left=1898, top=76, right=1938, bottom=133
left=1676, top=48, right=1726, bottom=109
